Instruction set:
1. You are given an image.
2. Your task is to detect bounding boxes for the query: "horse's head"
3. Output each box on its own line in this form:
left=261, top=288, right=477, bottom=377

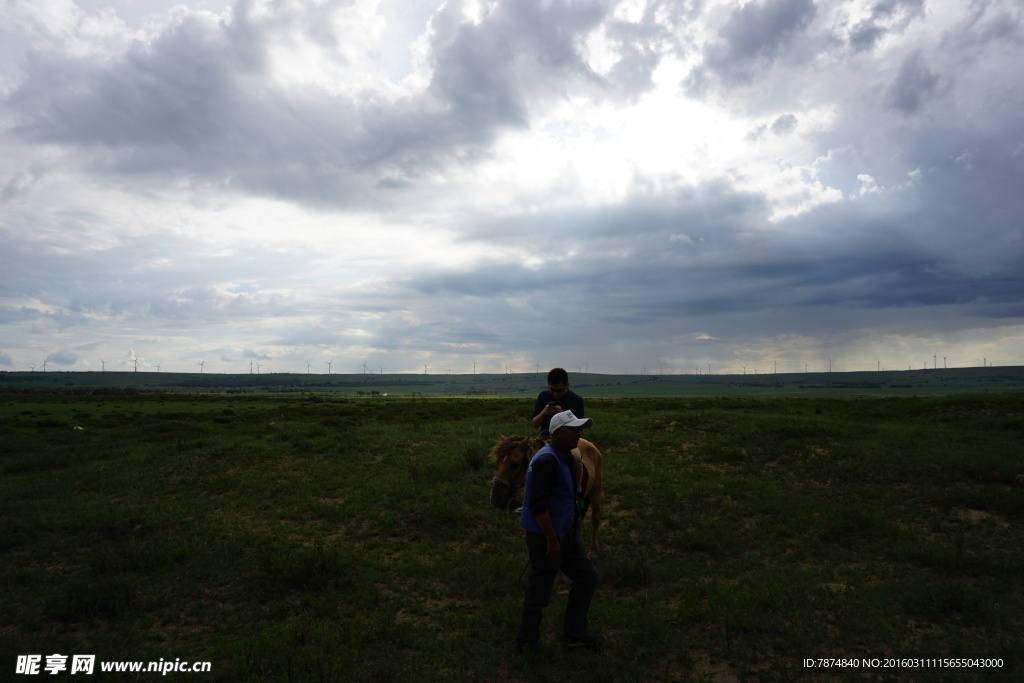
left=488, top=435, right=534, bottom=510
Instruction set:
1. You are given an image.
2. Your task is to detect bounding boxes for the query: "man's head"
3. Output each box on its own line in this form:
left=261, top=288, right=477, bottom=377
left=546, top=367, right=570, bottom=398
left=549, top=410, right=592, bottom=451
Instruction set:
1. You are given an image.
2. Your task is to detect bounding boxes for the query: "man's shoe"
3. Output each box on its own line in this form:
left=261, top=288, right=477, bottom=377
left=515, top=640, right=542, bottom=655
left=560, top=633, right=605, bottom=648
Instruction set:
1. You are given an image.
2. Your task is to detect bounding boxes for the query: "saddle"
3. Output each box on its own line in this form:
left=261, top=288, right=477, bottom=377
left=573, top=450, right=595, bottom=499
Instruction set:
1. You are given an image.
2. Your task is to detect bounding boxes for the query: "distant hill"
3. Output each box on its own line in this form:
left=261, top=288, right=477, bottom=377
left=2, top=366, right=1023, bottom=398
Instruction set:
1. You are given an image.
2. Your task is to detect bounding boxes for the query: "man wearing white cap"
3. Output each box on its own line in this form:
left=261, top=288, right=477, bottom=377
left=515, top=410, right=601, bottom=653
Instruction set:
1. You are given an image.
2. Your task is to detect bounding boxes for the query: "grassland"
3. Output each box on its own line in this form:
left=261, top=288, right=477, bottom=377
left=2, top=392, right=1022, bottom=681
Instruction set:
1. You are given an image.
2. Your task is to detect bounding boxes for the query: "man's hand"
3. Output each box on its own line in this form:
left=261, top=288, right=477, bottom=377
left=543, top=403, right=562, bottom=418
left=535, top=511, right=561, bottom=560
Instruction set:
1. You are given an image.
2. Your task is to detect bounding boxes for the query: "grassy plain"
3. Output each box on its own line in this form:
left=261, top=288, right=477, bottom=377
left=1, top=391, right=1022, bottom=681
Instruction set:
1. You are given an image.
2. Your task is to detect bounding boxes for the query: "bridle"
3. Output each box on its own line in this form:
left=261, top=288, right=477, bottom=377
left=491, top=440, right=536, bottom=500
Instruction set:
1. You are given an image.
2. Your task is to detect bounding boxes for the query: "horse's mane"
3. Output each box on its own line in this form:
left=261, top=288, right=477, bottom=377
left=489, top=434, right=528, bottom=463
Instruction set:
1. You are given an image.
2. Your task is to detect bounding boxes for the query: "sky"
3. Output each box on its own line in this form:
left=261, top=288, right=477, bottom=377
left=1, top=0, right=1022, bottom=376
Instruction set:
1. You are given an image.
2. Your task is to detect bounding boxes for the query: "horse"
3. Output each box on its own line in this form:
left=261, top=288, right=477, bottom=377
left=489, top=434, right=603, bottom=556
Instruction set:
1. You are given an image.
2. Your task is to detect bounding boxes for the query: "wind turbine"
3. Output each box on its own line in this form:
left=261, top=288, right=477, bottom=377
left=306, top=361, right=313, bottom=375
left=130, top=353, right=139, bottom=373
left=326, top=359, right=333, bottom=374
left=362, top=363, right=369, bottom=375
left=584, top=359, right=589, bottom=374
left=944, top=356, right=947, bottom=369
left=827, top=356, right=833, bottom=373
left=197, top=360, right=206, bottom=374
left=423, top=364, right=428, bottom=375
left=250, top=359, right=255, bottom=375
left=707, top=363, right=711, bottom=375
left=256, top=363, right=262, bottom=374
left=773, top=359, right=778, bottom=374
left=156, top=363, right=161, bottom=373
left=379, top=364, right=385, bottom=375
left=471, top=359, right=477, bottom=375
left=741, top=364, right=747, bottom=375
left=42, top=360, right=49, bottom=372
left=100, top=359, right=106, bottom=372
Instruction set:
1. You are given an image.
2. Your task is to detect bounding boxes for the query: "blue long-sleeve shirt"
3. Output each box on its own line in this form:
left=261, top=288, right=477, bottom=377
left=519, top=442, right=577, bottom=540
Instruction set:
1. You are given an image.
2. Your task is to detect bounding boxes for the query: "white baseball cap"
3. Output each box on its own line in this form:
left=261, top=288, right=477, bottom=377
left=549, top=410, right=593, bottom=434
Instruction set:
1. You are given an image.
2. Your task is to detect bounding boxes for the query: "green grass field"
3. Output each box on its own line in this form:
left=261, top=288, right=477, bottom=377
left=2, top=392, right=1022, bottom=680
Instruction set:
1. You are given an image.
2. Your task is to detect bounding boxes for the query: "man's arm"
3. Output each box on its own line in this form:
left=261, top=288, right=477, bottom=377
left=531, top=392, right=558, bottom=429
left=533, top=511, right=561, bottom=559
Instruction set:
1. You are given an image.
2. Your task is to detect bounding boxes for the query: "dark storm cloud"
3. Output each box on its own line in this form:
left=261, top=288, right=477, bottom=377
left=885, top=51, right=943, bottom=115
left=688, top=0, right=817, bottom=90
left=397, top=160, right=1024, bottom=339
left=848, top=0, right=925, bottom=52
left=4, top=0, right=665, bottom=209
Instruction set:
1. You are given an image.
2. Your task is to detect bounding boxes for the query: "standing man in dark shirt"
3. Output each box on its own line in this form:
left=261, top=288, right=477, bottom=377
left=531, top=367, right=585, bottom=437
left=515, top=410, right=601, bottom=653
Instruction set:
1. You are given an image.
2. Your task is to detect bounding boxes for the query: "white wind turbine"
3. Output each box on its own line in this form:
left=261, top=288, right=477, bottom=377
left=379, top=364, right=385, bottom=375
left=326, top=359, right=333, bottom=374
left=100, top=359, right=107, bottom=372
left=197, top=360, right=206, bottom=374
left=472, top=359, right=477, bottom=375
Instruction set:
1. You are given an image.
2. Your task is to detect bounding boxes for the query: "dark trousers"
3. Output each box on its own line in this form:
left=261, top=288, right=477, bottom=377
left=516, top=530, right=599, bottom=644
